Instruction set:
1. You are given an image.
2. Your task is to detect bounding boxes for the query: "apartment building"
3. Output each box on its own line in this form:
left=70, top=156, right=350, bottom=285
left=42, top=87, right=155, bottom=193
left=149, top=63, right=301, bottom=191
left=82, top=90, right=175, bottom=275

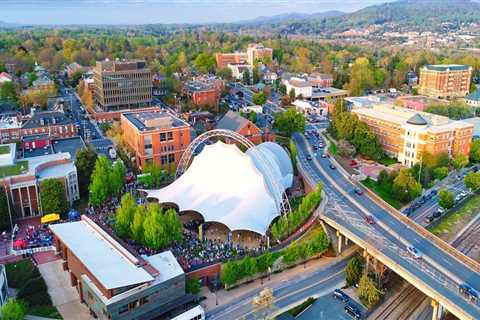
left=121, top=111, right=191, bottom=170
left=246, top=43, right=273, bottom=65
left=94, top=59, right=152, bottom=111
left=418, top=64, right=472, bottom=99
left=183, top=78, right=224, bottom=107
left=50, top=216, right=192, bottom=320
left=215, top=52, right=248, bottom=69
left=352, top=104, right=473, bottom=167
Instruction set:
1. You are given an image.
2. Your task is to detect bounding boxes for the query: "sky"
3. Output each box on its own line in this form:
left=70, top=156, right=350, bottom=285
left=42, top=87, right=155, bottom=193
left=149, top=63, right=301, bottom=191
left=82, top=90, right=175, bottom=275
left=1, top=0, right=395, bottom=25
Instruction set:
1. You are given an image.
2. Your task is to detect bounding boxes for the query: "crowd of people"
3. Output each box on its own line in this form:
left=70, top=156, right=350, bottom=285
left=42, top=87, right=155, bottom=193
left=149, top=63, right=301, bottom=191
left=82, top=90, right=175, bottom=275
left=13, top=224, right=53, bottom=250
left=84, top=190, right=262, bottom=271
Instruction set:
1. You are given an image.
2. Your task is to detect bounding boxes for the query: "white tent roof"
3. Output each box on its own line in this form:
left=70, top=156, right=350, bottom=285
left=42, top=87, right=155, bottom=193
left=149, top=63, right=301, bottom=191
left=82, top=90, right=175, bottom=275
left=146, top=141, right=293, bottom=235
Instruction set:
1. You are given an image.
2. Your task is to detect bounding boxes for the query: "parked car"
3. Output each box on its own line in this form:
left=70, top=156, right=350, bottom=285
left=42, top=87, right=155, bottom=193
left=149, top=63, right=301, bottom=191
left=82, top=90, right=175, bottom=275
left=407, top=246, right=422, bottom=259
left=459, top=284, right=479, bottom=301
left=344, top=304, right=362, bottom=319
left=365, top=215, right=375, bottom=225
left=333, top=289, right=350, bottom=302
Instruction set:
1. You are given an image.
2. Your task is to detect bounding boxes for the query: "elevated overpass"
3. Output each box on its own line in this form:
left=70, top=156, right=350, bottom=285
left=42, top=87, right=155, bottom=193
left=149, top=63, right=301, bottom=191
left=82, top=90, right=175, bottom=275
left=294, top=133, right=480, bottom=320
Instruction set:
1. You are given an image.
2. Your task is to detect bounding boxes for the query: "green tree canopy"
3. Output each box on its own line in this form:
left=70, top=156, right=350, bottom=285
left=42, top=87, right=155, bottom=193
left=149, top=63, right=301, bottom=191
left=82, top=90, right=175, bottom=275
left=438, top=189, right=454, bottom=209
left=392, top=168, right=422, bottom=202
left=346, top=57, right=375, bottom=96
left=274, top=108, right=305, bottom=137
left=130, top=205, right=146, bottom=243
left=345, top=256, right=363, bottom=286
left=0, top=82, right=17, bottom=102
left=358, top=274, right=382, bottom=307
left=452, top=154, right=469, bottom=170
left=40, top=179, right=67, bottom=215
left=470, top=140, right=480, bottom=163
left=110, top=160, right=126, bottom=196
left=89, top=155, right=112, bottom=206
left=252, top=92, right=267, bottom=105
left=75, top=147, right=98, bottom=195
left=0, top=299, right=26, bottom=320
left=115, top=193, right=137, bottom=238
left=433, top=167, right=449, bottom=181
left=464, top=172, right=480, bottom=192
left=425, top=101, right=473, bottom=120
left=0, top=186, right=12, bottom=231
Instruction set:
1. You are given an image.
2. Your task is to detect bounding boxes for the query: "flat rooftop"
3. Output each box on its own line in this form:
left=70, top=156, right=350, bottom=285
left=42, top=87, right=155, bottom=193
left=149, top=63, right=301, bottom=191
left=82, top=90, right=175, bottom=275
left=312, top=87, right=348, bottom=98
left=184, top=80, right=216, bottom=92
left=424, top=64, right=470, bottom=72
left=145, top=251, right=183, bottom=283
left=50, top=217, right=155, bottom=290
left=52, top=137, right=86, bottom=159
left=124, top=111, right=189, bottom=132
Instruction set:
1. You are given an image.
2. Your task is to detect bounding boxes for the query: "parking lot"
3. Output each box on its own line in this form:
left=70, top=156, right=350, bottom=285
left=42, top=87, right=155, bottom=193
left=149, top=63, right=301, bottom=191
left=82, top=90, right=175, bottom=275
left=297, top=289, right=367, bottom=320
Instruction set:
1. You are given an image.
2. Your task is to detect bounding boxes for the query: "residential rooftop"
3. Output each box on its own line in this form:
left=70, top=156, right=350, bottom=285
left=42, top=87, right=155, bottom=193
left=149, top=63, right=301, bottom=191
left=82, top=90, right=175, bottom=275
left=52, top=137, right=86, bottom=159
left=23, top=111, right=74, bottom=129
left=123, top=111, right=189, bottom=132
left=184, top=80, right=217, bottom=92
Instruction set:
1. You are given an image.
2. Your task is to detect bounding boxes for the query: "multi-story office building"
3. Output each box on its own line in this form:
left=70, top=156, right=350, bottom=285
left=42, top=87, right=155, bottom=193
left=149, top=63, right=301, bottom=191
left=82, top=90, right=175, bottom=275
left=418, top=64, right=472, bottom=99
left=246, top=43, right=273, bottom=65
left=50, top=215, right=192, bottom=320
left=352, top=104, right=474, bottom=167
left=121, top=111, right=191, bottom=170
left=94, top=59, right=152, bottom=111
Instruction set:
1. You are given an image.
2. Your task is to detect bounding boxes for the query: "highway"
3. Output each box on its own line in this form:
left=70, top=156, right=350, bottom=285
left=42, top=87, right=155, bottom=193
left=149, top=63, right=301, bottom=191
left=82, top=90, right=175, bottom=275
left=293, top=131, right=480, bottom=320
left=206, top=253, right=353, bottom=320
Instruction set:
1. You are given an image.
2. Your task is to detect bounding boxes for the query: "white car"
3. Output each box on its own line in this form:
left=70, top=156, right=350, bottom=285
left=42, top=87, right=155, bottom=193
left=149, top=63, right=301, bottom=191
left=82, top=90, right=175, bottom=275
left=407, top=246, right=422, bottom=259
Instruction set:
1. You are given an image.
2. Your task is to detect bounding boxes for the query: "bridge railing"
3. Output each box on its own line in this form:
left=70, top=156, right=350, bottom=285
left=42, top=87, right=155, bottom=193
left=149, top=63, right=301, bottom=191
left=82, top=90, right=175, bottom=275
left=360, top=175, right=480, bottom=275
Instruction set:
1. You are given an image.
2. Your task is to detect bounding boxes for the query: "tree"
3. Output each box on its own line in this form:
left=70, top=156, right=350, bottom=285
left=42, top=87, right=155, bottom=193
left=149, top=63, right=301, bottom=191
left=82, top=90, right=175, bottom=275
left=0, top=187, right=12, bottom=231
left=110, top=160, right=126, bottom=196
left=345, top=256, right=363, bottom=286
left=143, top=203, right=165, bottom=249
left=289, top=88, right=296, bottom=100
left=452, top=154, right=469, bottom=170
left=186, top=277, right=200, bottom=294
left=242, top=69, right=251, bottom=85
left=274, top=108, right=305, bottom=137
left=252, top=92, right=266, bottom=105
left=278, top=84, right=287, bottom=95
left=40, top=179, right=67, bottom=215
left=221, top=261, right=239, bottom=286
left=81, top=86, right=94, bottom=112
left=0, top=82, right=17, bottom=102
left=75, top=147, right=97, bottom=195
left=470, top=140, right=480, bottom=163
left=131, top=205, right=146, bottom=243
left=164, top=208, right=183, bottom=243
left=438, top=189, right=454, bottom=209
left=0, top=299, right=26, bottom=320
left=216, top=67, right=232, bottom=81
left=89, top=155, right=112, bottom=206
left=351, top=122, right=383, bottom=160
left=425, top=101, right=473, bottom=120
left=346, top=57, right=375, bottom=96
left=115, top=193, right=136, bottom=238
left=464, top=172, right=480, bottom=192
left=337, top=139, right=356, bottom=158
left=392, top=168, right=422, bottom=202
left=433, top=167, right=449, bottom=181
left=252, top=66, right=260, bottom=84
left=358, top=274, right=382, bottom=307
left=193, top=53, right=215, bottom=74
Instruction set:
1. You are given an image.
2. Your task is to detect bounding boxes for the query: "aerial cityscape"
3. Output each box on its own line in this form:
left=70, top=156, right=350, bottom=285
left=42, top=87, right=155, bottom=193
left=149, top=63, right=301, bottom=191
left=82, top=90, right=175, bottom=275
left=1, top=0, right=480, bottom=319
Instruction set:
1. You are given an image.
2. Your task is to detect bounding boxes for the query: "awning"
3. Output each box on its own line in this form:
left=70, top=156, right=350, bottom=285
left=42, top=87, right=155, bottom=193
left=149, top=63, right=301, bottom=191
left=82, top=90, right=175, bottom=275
left=41, top=213, right=60, bottom=224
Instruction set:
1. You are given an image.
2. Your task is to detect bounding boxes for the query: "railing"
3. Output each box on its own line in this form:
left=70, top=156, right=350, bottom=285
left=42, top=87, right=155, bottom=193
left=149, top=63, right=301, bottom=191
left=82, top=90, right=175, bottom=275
left=13, top=245, right=55, bottom=256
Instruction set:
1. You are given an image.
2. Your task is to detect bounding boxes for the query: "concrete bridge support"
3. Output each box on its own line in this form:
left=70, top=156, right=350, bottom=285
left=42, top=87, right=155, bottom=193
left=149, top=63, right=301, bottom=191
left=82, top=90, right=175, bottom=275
left=431, top=300, right=445, bottom=320
left=337, top=230, right=343, bottom=254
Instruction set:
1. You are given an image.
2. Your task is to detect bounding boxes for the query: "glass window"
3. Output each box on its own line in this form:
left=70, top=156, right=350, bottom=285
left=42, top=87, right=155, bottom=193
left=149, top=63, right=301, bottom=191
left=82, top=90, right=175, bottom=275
left=119, top=305, right=128, bottom=315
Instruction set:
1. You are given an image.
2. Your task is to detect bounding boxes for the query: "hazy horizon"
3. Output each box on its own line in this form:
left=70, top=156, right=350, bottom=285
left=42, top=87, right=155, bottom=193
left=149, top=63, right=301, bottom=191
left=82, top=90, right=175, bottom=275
left=1, top=0, right=395, bottom=25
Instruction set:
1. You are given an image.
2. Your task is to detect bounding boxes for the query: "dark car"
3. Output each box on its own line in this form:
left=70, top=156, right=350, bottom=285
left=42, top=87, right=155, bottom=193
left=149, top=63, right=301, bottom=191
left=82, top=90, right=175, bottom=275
left=329, top=164, right=336, bottom=170
left=344, top=304, right=362, bottom=319
left=307, top=155, right=312, bottom=161
left=459, top=284, right=479, bottom=301
left=365, top=215, right=375, bottom=225
left=424, top=215, right=434, bottom=224
left=333, top=289, right=349, bottom=302
left=354, top=188, right=363, bottom=196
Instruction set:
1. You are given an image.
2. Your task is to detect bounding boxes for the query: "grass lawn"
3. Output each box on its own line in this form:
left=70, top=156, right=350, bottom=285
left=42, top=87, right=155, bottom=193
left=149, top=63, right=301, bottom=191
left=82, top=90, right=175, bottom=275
left=0, top=145, right=10, bottom=155
left=288, top=297, right=316, bottom=317
left=294, top=223, right=324, bottom=246
left=377, top=156, right=398, bottom=166
left=361, top=178, right=404, bottom=209
left=0, top=160, right=29, bottom=177
left=428, top=194, right=480, bottom=236
left=6, top=259, right=62, bottom=319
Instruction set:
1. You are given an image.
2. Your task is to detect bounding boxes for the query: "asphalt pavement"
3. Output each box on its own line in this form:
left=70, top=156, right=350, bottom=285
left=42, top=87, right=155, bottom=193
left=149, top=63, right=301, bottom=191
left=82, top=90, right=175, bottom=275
left=293, top=130, right=480, bottom=320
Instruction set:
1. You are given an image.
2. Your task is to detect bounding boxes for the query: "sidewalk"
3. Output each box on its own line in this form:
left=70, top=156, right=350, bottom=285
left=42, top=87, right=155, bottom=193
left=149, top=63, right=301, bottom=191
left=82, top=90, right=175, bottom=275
left=201, top=245, right=358, bottom=312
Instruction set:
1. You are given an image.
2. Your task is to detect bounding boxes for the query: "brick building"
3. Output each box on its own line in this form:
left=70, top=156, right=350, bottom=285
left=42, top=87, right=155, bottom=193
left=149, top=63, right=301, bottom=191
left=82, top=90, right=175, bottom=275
left=215, top=52, right=247, bottom=69
left=246, top=43, right=273, bottom=65
left=216, top=110, right=267, bottom=145
left=94, top=59, right=152, bottom=111
left=50, top=216, right=193, bottom=320
left=0, top=146, right=79, bottom=217
left=121, top=111, right=191, bottom=170
left=0, top=110, right=78, bottom=144
left=184, top=78, right=224, bottom=107
left=418, top=64, right=473, bottom=99
left=352, top=104, right=473, bottom=167
left=308, top=72, right=334, bottom=88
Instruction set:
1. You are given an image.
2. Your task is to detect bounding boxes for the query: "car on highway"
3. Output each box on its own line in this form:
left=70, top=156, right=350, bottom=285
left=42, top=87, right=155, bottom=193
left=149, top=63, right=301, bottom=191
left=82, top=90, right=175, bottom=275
left=333, top=289, right=349, bottom=302
left=407, top=246, right=422, bottom=259
left=459, top=284, right=479, bottom=301
left=344, top=304, right=362, bottom=319
left=433, top=207, right=445, bottom=218
left=321, top=154, right=327, bottom=158
left=364, top=215, right=375, bottom=225
left=329, top=164, right=336, bottom=170
left=424, top=215, right=434, bottom=224
left=306, top=155, right=312, bottom=161
left=354, top=188, right=363, bottom=196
